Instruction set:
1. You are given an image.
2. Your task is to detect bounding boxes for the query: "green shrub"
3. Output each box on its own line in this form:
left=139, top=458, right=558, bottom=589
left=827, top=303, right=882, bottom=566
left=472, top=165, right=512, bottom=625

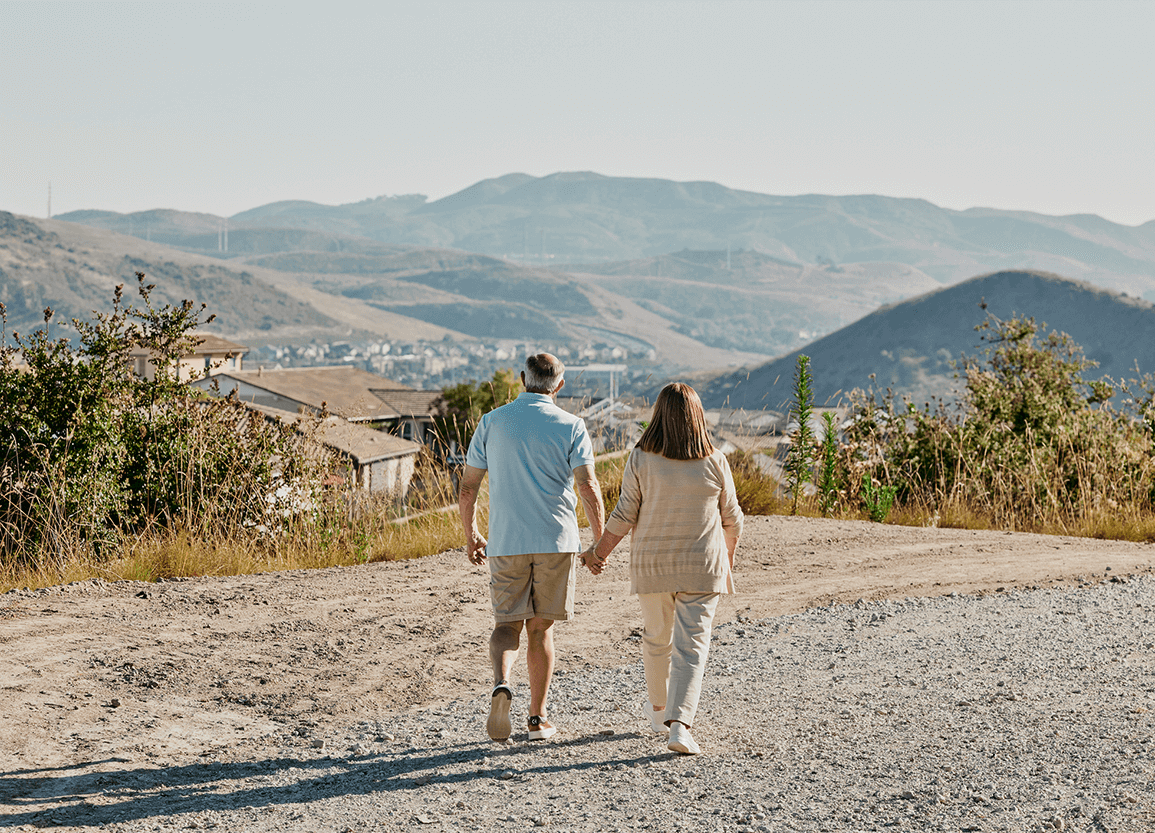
left=818, top=411, right=841, bottom=517
left=861, top=473, right=897, bottom=523
left=0, top=275, right=325, bottom=574
left=727, top=450, right=786, bottom=516
left=842, top=312, right=1155, bottom=532
left=786, top=354, right=815, bottom=515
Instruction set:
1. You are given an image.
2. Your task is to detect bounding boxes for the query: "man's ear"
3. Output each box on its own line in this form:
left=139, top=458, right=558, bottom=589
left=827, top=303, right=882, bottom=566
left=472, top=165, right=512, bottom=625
left=553, top=379, right=565, bottom=394
left=520, top=371, right=526, bottom=387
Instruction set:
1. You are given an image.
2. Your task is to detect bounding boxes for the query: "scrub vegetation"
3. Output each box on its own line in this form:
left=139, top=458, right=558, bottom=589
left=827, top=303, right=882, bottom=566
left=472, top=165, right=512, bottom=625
left=799, top=313, right=1155, bottom=539
left=6, top=287, right=1155, bottom=594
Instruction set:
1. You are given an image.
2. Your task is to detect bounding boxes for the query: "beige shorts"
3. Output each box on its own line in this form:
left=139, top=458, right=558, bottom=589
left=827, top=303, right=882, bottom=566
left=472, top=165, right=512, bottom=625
left=488, top=552, right=578, bottom=623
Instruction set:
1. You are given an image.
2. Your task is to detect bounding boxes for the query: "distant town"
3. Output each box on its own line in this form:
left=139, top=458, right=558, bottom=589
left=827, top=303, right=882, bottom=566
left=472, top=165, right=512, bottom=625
left=246, top=336, right=662, bottom=397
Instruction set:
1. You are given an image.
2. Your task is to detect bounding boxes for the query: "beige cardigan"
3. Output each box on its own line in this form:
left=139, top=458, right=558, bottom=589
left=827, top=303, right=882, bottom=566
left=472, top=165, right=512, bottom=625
left=605, top=448, right=744, bottom=595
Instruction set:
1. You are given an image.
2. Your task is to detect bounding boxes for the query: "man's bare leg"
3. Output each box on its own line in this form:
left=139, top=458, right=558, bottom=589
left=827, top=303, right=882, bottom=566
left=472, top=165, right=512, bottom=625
left=490, top=621, right=523, bottom=685
left=525, top=617, right=555, bottom=718
left=487, top=621, right=523, bottom=740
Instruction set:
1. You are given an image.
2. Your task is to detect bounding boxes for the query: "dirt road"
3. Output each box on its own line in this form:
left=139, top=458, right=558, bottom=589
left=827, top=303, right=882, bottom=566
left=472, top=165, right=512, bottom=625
left=2, top=515, right=1153, bottom=774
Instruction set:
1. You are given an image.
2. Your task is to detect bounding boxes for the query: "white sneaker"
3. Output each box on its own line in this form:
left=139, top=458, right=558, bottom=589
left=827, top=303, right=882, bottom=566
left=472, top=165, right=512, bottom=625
left=668, top=722, right=700, bottom=755
left=527, top=715, right=557, bottom=740
left=644, top=701, right=668, bottom=733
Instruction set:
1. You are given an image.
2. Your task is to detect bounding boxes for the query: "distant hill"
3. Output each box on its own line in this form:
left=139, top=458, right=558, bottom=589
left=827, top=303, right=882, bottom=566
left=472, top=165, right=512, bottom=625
left=0, top=211, right=338, bottom=340
left=570, top=249, right=940, bottom=356
left=697, top=270, right=1155, bottom=411
left=56, top=172, right=1155, bottom=304
left=0, top=212, right=763, bottom=371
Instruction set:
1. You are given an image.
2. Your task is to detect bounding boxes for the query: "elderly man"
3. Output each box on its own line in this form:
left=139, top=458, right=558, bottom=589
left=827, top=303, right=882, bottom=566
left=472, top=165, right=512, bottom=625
left=459, top=353, right=605, bottom=741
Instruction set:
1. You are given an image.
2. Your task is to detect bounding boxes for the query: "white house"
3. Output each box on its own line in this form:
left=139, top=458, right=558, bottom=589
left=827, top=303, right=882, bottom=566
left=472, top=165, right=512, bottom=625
left=131, top=334, right=248, bottom=383
left=247, top=403, right=422, bottom=498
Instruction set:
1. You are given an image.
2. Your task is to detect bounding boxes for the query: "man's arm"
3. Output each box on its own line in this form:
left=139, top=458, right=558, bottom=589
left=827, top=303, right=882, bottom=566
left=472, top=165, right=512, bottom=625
left=573, top=463, right=605, bottom=542
left=458, top=464, right=488, bottom=564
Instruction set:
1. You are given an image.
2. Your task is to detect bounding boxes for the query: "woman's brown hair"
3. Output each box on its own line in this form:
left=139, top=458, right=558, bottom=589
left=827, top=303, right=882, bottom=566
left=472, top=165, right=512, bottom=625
left=636, top=382, right=715, bottom=461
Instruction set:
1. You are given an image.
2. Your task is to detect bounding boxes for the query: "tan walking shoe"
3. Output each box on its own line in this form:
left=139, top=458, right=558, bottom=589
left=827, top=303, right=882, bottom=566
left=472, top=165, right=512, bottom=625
left=644, top=700, right=669, bottom=734
left=487, top=683, right=513, bottom=740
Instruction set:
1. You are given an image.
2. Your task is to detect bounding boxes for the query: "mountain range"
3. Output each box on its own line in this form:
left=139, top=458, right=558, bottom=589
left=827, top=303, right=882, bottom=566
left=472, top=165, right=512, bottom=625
left=6, top=172, right=1155, bottom=405
left=60, top=172, right=1155, bottom=300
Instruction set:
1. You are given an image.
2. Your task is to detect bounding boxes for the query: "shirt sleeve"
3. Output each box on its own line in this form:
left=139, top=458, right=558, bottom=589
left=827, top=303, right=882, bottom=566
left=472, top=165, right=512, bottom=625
left=464, top=414, right=489, bottom=470
left=569, top=419, right=595, bottom=470
left=717, top=453, right=744, bottom=538
left=605, top=449, right=642, bottom=536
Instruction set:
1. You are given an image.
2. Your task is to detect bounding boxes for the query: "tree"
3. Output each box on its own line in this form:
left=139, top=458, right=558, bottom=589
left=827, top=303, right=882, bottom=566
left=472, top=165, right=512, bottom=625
left=436, top=369, right=522, bottom=449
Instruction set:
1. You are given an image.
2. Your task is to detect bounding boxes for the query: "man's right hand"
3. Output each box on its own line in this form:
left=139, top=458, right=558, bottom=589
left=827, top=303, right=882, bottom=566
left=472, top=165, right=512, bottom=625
left=466, top=536, right=488, bottom=565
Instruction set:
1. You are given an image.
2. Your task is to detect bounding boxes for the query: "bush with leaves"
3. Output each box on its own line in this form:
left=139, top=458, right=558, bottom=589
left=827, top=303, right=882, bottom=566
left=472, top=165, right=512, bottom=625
left=434, top=368, right=522, bottom=450
left=842, top=312, right=1155, bottom=530
left=0, top=275, right=323, bottom=572
left=817, top=411, right=841, bottom=517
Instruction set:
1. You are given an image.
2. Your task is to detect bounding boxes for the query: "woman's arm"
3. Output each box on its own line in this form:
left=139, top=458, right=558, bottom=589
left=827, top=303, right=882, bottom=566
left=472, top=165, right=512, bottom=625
left=717, top=454, right=743, bottom=568
left=581, top=529, right=625, bottom=575
left=581, top=450, right=641, bottom=575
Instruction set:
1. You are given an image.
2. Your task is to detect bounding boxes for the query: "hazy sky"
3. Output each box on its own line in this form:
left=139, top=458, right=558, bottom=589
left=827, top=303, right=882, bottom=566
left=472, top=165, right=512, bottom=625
left=3, top=0, right=1153, bottom=225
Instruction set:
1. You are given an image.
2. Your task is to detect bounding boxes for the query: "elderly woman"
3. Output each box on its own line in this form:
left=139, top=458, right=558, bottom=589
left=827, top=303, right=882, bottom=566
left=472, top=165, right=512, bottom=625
left=582, top=382, right=742, bottom=755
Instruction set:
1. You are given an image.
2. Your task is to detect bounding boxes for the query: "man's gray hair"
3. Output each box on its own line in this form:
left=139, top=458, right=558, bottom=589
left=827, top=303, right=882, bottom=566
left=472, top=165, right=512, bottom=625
left=524, top=353, right=564, bottom=393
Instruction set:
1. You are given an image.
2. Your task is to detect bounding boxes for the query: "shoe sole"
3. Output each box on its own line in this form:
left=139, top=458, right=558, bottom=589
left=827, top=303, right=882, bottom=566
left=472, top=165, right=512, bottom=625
left=487, top=689, right=512, bottom=740
left=528, top=726, right=557, bottom=740
left=667, top=739, right=699, bottom=754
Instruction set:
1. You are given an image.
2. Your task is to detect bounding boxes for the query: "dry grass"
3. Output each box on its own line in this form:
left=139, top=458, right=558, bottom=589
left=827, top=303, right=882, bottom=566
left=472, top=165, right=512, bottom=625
left=0, top=493, right=475, bottom=594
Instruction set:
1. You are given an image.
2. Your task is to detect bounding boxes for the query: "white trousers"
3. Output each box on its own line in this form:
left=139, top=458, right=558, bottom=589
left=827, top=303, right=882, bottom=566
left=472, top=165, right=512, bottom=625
left=636, top=591, right=721, bottom=728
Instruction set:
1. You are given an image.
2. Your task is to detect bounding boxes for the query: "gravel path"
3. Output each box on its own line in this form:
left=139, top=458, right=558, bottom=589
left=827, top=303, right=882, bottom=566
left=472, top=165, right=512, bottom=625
left=6, top=575, right=1154, bottom=833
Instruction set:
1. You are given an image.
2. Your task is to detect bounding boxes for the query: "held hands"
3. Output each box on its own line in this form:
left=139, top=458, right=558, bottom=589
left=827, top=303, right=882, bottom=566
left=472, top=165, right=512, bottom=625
left=466, top=535, right=488, bottom=565
left=580, top=545, right=608, bottom=576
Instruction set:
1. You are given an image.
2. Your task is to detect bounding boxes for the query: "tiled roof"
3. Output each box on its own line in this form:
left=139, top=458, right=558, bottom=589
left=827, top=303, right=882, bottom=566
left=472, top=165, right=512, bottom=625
left=246, top=403, right=421, bottom=464
left=191, top=335, right=249, bottom=354
left=130, top=334, right=249, bottom=358
left=212, top=366, right=412, bottom=421
left=370, top=388, right=444, bottom=418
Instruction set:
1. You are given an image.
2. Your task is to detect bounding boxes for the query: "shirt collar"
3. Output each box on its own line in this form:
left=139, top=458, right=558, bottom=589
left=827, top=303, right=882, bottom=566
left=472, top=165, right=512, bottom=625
left=518, top=391, right=554, bottom=403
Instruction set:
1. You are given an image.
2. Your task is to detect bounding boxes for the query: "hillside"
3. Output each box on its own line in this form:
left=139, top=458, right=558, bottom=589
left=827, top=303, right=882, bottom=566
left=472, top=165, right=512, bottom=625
left=59, top=172, right=1155, bottom=302
left=569, top=249, right=940, bottom=356
left=698, top=270, right=1155, bottom=411
left=1, top=212, right=764, bottom=372
left=0, top=212, right=457, bottom=343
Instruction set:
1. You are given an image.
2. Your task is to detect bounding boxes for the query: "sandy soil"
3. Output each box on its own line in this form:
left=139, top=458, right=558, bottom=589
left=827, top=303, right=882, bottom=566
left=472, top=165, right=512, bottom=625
left=2, top=515, right=1153, bottom=776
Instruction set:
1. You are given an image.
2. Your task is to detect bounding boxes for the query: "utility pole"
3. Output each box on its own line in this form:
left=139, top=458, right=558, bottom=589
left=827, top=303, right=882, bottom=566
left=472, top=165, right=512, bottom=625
left=727, top=242, right=731, bottom=271
left=224, top=218, right=229, bottom=252
left=47, top=183, right=51, bottom=219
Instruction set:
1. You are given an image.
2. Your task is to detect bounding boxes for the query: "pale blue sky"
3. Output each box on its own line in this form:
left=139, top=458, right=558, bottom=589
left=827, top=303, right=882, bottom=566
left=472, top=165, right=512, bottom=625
left=3, top=0, right=1153, bottom=225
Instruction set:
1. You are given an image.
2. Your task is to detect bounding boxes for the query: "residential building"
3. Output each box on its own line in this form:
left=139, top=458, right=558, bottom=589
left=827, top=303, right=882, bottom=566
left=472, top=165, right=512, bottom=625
left=131, top=335, right=248, bottom=383
left=191, top=365, right=443, bottom=445
left=247, top=403, right=422, bottom=498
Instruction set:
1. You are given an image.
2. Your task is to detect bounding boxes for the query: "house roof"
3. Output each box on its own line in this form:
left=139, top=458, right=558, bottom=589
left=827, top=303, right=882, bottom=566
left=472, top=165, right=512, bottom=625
left=370, top=388, right=443, bottom=418
left=246, top=403, right=421, bottom=465
left=209, top=366, right=414, bottom=421
left=191, top=335, right=249, bottom=354
left=130, top=334, right=249, bottom=358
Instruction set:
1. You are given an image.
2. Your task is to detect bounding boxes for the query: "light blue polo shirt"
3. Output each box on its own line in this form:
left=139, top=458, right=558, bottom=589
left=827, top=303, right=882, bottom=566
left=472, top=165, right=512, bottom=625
left=466, top=392, right=595, bottom=557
